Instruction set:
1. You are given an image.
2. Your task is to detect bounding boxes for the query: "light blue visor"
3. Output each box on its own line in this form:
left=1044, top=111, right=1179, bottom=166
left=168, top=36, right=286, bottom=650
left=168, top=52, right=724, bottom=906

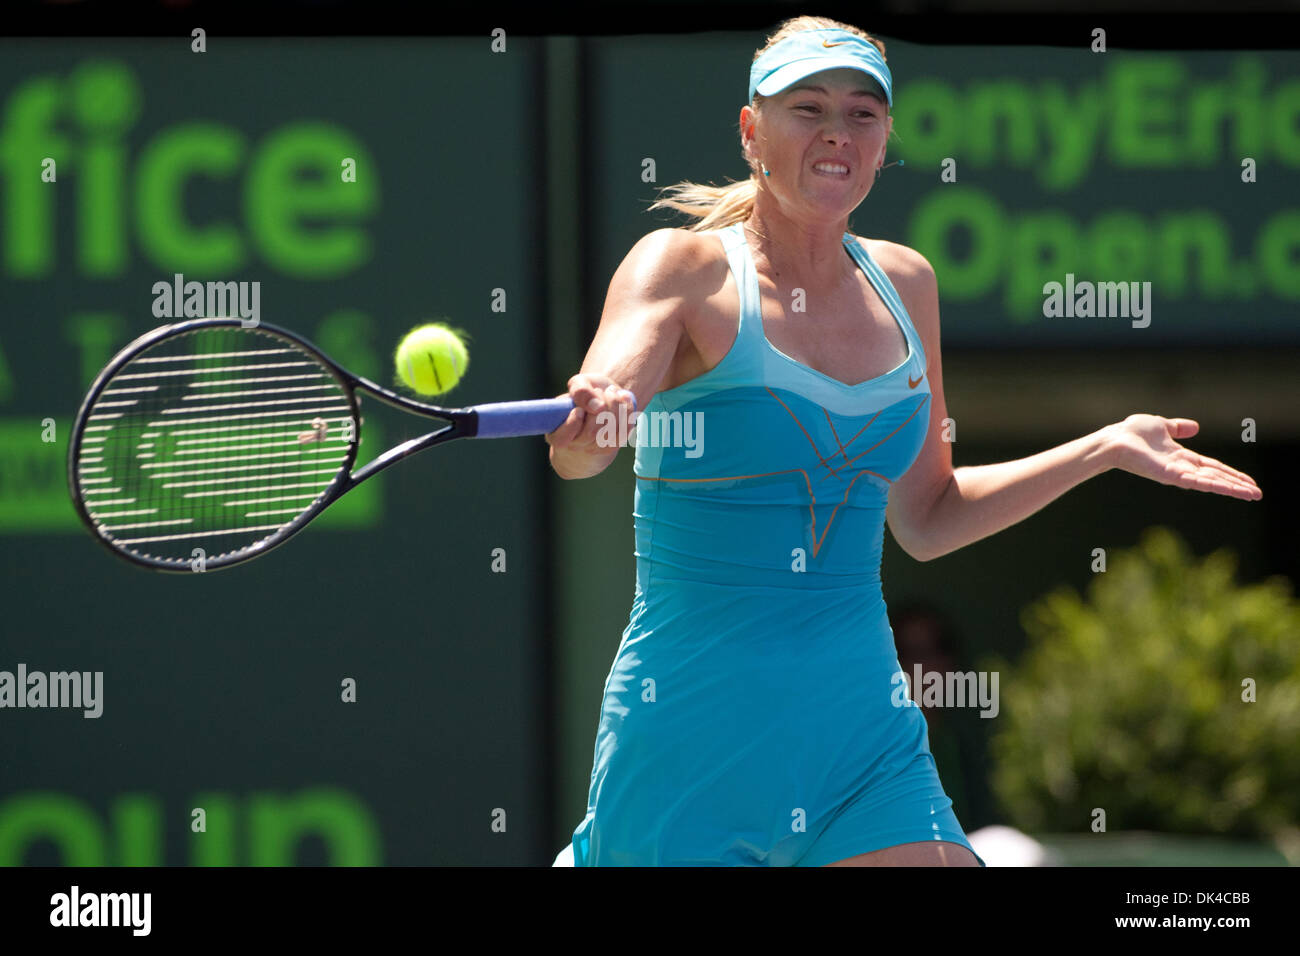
left=749, top=28, right=892, bottom=107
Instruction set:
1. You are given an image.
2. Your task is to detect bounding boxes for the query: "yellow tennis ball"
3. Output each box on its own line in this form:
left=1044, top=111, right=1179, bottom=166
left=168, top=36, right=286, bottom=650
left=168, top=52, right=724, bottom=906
left=394, top=323, right=469, bottom=396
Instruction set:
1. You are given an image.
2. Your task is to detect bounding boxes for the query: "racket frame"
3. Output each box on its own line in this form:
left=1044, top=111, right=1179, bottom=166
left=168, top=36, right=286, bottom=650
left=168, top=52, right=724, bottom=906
left=68, top=318, right=486, bottom=572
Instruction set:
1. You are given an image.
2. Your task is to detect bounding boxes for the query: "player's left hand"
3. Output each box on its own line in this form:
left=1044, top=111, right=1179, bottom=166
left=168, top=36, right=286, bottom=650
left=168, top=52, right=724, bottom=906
left=1107, top=414, right=1262, bottom=500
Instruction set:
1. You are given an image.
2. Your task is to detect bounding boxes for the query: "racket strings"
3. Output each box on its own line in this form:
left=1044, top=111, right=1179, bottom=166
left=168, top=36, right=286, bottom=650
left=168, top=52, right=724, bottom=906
left=76, top=328, right=357, bottom=565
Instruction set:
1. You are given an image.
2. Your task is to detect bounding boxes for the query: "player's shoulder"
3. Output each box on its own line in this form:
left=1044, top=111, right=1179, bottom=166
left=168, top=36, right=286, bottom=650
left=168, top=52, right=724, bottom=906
left=852, top=236, right=941, bottom=341
left=853, top=235, right=936, bottom=287
left=621, top=227, right=729, bottom=293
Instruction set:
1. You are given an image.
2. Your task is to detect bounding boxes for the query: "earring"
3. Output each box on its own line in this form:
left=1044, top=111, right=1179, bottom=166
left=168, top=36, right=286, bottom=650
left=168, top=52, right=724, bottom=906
left=762, top=164, right=770, bottom=177
left=875, top=160, right=904, bottom=180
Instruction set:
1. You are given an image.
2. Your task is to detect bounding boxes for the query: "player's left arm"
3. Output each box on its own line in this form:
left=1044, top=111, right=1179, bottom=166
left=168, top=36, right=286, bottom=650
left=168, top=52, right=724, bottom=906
left=880, top=244, right=1261, bottom=563
left=878, top=242, right=962, bottom=563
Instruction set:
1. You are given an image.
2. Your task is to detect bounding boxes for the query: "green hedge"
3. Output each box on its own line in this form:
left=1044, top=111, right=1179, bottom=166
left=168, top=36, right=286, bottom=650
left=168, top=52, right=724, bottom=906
left=989, top=527, right=1300, bottom=851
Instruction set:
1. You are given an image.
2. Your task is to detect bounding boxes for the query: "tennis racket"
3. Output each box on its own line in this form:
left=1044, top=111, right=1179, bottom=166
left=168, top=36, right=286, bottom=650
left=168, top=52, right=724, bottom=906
left=68, top=317, right=576, bottom=572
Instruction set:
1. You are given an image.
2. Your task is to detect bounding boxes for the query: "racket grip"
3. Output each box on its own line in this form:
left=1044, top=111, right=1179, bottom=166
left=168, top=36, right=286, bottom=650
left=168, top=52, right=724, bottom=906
left=473, top=397, right=578, bottom=438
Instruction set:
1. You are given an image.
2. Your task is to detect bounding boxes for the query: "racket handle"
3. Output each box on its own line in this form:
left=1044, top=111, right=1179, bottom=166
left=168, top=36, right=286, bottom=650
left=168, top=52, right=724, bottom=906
left=472, top=397, right=577, bottom=438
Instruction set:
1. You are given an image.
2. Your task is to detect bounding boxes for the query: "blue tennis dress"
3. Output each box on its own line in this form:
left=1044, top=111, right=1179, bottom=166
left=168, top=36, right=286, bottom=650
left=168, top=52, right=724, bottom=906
left=568, top=222, right=986, bottom=867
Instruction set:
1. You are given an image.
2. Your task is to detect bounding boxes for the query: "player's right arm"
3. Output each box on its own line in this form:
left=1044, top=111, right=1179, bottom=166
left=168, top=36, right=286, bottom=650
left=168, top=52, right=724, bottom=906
left=547, top=228, right=711, bottom=480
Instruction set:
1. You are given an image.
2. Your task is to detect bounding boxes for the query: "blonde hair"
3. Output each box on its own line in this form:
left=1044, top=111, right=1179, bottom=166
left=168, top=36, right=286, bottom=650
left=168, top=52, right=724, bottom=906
left=646, top=16, right=889, bottom=232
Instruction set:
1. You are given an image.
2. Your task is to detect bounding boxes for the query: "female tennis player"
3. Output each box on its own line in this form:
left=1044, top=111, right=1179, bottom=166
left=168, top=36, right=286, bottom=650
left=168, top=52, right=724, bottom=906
left=546, top=16, right=1261, bottom=867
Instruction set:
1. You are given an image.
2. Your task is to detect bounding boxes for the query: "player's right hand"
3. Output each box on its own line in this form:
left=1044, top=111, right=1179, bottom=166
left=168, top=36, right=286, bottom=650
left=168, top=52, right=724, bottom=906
left=545, top=373, right=637, bottom=471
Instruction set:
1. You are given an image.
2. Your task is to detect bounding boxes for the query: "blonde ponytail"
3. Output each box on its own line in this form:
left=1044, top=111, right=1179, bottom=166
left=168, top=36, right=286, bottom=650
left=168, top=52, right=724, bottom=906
left=645, top=178, right=759, bottom=232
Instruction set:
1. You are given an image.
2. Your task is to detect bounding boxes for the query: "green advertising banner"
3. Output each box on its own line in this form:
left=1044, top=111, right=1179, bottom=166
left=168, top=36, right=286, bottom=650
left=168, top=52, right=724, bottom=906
left=0, top=39, right=552, bottom=865
left=589, top=36, right=1299, bottom=346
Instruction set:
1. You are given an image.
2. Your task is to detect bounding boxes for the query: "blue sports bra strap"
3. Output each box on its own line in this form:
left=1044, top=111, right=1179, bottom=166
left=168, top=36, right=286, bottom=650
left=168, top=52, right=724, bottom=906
left=842, top=234, right=927, bottom=372
left=717, top=222, right=765, bottom=348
